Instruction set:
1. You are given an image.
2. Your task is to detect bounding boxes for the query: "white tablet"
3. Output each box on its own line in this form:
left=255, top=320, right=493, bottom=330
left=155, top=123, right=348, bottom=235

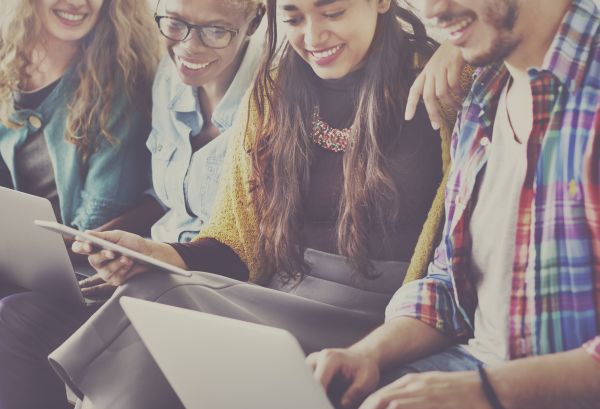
left=34, top=220, right=192, bottom=278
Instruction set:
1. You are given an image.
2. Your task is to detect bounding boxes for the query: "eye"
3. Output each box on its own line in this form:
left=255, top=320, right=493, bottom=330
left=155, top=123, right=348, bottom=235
left=204, top=26, right=229, bottom=40
left=282, top=15, right=303, bottom=26
left=323, top=10, right=345, bottom=19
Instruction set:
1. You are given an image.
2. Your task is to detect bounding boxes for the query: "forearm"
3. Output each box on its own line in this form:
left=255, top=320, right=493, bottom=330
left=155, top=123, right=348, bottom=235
left=96, top=195, right=165, bottom=236
left=489, top=348, right=600, bottom=409
left=349, top=317, right=454, bottom=371
left=148, top=241, right=189, bottom=270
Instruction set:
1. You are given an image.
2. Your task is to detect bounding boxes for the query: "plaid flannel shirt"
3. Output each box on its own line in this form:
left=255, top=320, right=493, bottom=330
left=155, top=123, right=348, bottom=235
left=386, top=0, right=600, bottom=362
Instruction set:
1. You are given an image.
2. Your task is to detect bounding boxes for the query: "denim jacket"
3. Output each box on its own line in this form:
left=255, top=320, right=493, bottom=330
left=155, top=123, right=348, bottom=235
left=148, top=37, right=262, bottom=243
left=0, top=66, right=151, bottom=231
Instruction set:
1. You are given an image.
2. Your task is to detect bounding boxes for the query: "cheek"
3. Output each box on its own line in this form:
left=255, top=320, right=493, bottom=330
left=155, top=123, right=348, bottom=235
left=285, top=30, right=307, bottom=57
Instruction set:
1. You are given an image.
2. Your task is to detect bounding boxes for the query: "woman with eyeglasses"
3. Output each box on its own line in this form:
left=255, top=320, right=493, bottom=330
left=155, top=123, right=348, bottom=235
left=46, top=1, right=470, bottom=408
left=77, top=0, right=266, bottom=298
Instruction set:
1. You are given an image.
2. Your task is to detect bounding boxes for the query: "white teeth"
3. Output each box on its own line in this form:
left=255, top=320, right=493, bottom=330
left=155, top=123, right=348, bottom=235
left=55, top=10, right=86, bottom=22
left=311, top=45, right=343, bottom=60
left=444, top=16, right=474, bottom=39
left=178, top=57, right=212, bottom=70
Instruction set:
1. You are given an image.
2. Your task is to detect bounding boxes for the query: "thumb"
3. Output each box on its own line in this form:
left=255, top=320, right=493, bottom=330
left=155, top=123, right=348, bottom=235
left=340, top=369, right=378, bottom=409
left=84, top=229, right=124, bottom=244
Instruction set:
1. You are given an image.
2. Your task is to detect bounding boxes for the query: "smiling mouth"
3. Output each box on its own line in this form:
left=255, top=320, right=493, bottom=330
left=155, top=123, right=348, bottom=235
left=308, top=44, right=344, bottom=60
left=437, top=15, right=475, bottom=41
left=54, top=10, right=87, bottom=22
left=177, top=56, right=215, bottom=71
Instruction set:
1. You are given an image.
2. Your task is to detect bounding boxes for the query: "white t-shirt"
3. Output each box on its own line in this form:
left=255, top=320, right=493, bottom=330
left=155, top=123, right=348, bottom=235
left=463, top=82, right=530, bottom=365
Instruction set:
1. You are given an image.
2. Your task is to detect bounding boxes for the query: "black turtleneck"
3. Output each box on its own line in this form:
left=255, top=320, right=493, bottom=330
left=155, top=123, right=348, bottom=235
left=172, top=68, right=443, bottom=278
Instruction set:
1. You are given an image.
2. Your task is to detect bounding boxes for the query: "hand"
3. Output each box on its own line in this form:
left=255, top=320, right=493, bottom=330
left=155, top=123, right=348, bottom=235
left=78, top=273, right=117, bottom=299
left=306, top=348, right=381, bottom=409
left=71, top=230, right=155, bottom=286
left=359, top=371, right=491, bottom=409
left=405, top=40, right=467, bottom=130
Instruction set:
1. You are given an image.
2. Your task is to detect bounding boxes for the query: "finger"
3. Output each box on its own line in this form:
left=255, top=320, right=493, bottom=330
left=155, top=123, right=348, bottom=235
left=88, top=250, right=117, bottom=270
left=340, top=370, right=378, bottom=409
left=72, top=240, right=95, bottom=255
left=98, top=258, right=133, bottom=286
left=84, top=229, right=124, bottom=244
left=306, top=353, right=318, bottom=371
left=313, top=352, right=341, bottom=390
left=447, top=60, right=465, bottom=103
left=78, top=274, right=105, bottom=287
left=405, top=73, right=426, bottom=121
left=422, top=69, right=443, bottom=131
left=81, top=283, right=116, bottom=298
left=435, top=66, right=459, bottom=112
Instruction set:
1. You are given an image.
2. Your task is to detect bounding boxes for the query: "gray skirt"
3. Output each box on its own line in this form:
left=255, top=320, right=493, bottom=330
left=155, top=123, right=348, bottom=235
left=49, top=249, right=407, bottom=409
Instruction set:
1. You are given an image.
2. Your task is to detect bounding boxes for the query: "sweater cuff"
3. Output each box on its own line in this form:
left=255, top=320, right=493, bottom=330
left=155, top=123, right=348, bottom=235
left=169, top=237, right=249, bottom=281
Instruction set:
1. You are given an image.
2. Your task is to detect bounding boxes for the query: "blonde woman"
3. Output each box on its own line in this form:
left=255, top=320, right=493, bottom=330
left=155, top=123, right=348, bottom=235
left=0, top=0, right=159, bottom=234
left=0, top=0, right=158, bottom=407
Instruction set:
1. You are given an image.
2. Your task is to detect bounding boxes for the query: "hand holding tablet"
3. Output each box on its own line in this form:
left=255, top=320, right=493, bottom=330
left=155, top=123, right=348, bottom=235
left=34, top=220, right=192, bottom=278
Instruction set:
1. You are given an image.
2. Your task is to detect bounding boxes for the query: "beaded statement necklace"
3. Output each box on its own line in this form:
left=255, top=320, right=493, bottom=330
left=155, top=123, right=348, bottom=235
left=311, top=107, right=353, bottom=153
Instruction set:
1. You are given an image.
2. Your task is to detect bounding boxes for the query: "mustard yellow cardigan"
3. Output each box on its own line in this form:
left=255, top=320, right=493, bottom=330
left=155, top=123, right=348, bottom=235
left=198, top=71, right=468, bottom=285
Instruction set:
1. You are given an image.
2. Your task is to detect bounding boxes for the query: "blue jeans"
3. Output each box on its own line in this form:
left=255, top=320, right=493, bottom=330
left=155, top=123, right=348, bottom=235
left=381, top=345, right=483, bottom=385
left=0, top=287, right=95, bottom=409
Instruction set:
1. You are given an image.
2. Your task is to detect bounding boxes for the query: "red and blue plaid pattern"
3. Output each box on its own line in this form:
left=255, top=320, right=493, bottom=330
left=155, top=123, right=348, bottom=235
left=387, top=0, right=600, bottom=361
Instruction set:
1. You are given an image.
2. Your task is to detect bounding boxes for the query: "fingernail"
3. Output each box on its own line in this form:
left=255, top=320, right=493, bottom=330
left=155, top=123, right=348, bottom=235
left=84, top=244, right=91, bottom=252
left=120, top=257, right=129, bottom=265
left=431, top=121, right=440, bottom=130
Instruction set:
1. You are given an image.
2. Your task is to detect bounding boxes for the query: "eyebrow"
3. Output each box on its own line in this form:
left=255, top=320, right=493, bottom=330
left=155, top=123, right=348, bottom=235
left=163, top=8, right=232, bottom=26
left=281, top=0, right=345, bottom=12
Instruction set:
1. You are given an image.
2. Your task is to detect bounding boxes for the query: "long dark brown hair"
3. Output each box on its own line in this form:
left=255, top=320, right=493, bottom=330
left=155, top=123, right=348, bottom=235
left=251, top=0, right=437, bottom=280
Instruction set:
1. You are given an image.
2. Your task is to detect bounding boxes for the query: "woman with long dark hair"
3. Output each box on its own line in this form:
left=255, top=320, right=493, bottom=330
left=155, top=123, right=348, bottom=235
left=52, top=1, right=468, bottom=408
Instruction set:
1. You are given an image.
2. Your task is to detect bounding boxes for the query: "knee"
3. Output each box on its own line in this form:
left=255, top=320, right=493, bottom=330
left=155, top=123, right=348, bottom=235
left=0, top=292, right=53, bottom=341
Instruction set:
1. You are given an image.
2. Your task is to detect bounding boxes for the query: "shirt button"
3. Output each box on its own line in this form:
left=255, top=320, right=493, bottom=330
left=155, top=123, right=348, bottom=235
left=156, top=144, right=163, bottom=152
left=479, top=137, right=490, bottom=147
left=28, top=116, right=42, bottom=130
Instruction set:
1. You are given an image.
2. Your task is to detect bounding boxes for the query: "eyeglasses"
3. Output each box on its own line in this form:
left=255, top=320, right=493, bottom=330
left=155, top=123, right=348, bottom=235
left=154, top=15, right=239, bottom=49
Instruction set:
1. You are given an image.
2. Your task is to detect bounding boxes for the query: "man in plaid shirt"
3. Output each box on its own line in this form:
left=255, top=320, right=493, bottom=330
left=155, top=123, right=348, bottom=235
left=308, top=0, right=600, bottom=408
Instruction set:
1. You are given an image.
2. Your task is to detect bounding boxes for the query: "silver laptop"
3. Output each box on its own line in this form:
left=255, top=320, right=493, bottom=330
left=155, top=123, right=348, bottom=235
left=120, top=297, right=336, bottom=409
left=0, top=186, right=98, bottom=305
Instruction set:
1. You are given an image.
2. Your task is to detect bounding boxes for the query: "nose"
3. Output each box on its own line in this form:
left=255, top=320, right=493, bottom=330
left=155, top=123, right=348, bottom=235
left=422, top=0, right=449, bottom=20
left=304, top=18, right=327, bottom=50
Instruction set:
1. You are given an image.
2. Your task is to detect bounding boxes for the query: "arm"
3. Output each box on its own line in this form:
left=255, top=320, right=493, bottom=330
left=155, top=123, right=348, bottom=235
left=357, top=341, right=600, bottom=409
left=71, top=96, right=152, bottom=231
left=95, top=194, right=165, bottom=236
left=0, top=155, right=12, bottom=189
left=308, top=238, right=473, bottom=408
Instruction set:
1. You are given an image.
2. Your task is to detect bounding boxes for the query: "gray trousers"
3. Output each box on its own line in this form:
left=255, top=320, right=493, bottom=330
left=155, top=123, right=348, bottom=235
left=50, top=249, right=408, bottom=409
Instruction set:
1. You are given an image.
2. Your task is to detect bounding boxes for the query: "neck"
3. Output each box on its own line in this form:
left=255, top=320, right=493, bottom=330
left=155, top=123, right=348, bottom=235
left=504, top=0, right=571, bottom=75
left=27, top=35, right=79, bottom=90
left=197, top=41, right=248, bottom=121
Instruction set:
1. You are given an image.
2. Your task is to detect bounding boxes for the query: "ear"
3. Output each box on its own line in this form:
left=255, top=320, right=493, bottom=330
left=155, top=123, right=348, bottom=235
left=247, top=4, right=266, bottom=36
left=377, top=0, right=392, bottom=14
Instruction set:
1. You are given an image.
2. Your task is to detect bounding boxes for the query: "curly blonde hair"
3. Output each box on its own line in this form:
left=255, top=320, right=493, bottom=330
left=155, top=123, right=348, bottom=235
left=0, top=0, right=160, bottom=161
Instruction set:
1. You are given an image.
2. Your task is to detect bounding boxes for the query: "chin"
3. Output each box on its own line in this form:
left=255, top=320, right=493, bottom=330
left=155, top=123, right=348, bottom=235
left=311, top=66, right=352, bottom=80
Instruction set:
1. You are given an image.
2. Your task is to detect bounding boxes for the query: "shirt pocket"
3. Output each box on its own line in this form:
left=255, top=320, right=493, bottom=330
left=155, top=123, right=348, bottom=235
left=146, top=130, right=177, bottom=205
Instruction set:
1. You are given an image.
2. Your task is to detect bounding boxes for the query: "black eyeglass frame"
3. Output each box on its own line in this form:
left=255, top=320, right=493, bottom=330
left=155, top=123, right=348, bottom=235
left=153, top=0, right=239, bottom=49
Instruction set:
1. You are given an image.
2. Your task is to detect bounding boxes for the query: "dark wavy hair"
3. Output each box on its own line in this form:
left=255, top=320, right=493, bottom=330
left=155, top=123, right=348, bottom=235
left=251, top=0, right=438, bottom=281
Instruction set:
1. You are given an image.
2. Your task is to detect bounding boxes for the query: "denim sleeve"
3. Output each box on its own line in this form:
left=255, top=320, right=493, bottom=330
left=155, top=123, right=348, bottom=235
left=0, top=155, right=12, bottom=189
left=71, top=102, right=152, bottom=231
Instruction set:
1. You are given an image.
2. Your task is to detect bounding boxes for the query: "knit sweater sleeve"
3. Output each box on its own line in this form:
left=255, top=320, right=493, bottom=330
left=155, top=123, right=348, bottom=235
left=402, top=65, right=475, bottom=284
left=194, top=89, right=266, bottom=283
